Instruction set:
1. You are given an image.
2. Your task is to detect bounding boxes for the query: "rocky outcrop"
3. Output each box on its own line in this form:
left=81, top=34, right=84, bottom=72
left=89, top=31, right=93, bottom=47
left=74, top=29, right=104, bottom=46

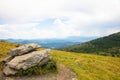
left=3, top=43, right=51, bottom=76
left=7, top=49, right=51, bottom=70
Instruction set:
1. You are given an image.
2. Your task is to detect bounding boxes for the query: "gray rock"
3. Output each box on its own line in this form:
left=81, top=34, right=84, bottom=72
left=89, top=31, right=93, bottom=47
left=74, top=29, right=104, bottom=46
left=3, top=66, right=17, bottom=76
left=40, top=56, right=51, bottom=66
left=6, top=49, right=51, bottom=70
left=8, top=43, right=41, bottom=56
left=3, top=43, right=52, bottom=76
left=3, top=56, right=14, bottom=63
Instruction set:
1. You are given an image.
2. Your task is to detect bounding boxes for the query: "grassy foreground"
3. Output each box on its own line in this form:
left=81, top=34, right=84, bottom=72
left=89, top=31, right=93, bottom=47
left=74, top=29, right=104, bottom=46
left=0, top=42, right=120, bottom=80
left=51, top=50, right=120, bottom=80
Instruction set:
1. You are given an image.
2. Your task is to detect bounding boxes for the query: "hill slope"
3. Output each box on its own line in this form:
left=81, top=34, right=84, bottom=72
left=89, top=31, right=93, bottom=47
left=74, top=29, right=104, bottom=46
left=0, top=42, right=120, bottom=80
left=62, top=32, right=120, bottom=57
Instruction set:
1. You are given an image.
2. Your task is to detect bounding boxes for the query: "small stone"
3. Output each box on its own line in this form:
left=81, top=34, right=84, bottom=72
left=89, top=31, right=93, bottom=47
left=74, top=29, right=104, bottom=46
left=72, top=78, right=78, bottom=80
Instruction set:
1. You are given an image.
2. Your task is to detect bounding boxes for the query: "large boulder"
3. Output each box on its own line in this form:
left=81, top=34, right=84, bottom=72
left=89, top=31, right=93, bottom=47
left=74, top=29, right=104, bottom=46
left=3, top=49, right=51, bottom=76
left=8, top=43, right=41, bottom=56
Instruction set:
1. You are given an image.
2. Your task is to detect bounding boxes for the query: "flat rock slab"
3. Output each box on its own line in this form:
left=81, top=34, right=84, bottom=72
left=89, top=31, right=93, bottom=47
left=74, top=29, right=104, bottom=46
left=8, top=43, right=41, bottom=56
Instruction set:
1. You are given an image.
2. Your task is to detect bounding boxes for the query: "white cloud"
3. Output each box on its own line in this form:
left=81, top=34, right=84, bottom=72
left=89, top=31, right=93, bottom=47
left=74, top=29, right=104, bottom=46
left=0, top=23, right=40, bottom=39
left=0, top=0, right=120, bottom=39
left=0, top=0, right=64, bottom=22
left=53, top=18, right=81, bottom=37
left=0, top=0, right=120, bottom=23
left=0, top=19, right=81, bottom=39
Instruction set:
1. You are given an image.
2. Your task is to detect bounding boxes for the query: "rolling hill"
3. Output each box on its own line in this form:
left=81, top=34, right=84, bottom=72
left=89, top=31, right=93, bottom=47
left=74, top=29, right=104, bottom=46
left=62, top=32, right=120, bottom=57
left=0, top=41, right=120, bottom=80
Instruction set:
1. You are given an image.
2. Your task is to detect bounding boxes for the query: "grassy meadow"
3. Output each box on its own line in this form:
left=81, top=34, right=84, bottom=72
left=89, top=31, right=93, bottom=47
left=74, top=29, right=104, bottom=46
left=0, top=42, right=120, bottom=80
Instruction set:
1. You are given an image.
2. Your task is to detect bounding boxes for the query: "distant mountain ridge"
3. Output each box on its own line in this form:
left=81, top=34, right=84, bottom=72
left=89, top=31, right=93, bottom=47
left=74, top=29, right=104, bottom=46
left=62, top=32, right=120, bottom=57
left=2, top=39, right=80, bottom=49
left=1, top=36, right=96, bottom=49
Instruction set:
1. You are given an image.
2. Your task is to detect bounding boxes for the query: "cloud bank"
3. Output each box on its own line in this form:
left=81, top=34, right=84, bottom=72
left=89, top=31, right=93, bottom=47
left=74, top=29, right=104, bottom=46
left=0, top=0, right=120, bottom=39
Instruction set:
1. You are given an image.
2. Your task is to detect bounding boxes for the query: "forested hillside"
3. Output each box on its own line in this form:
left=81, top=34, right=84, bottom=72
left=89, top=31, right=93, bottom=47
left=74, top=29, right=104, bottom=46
left=62, top=32, right=120, bottom=57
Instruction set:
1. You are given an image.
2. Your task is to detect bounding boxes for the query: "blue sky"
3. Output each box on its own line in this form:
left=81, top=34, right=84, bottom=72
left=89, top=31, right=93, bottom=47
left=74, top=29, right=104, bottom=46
left=0, top=0, right=120, bottom=39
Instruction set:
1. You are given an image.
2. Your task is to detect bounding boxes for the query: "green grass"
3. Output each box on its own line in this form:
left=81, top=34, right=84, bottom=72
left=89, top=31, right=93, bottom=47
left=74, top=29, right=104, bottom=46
left=0, top=42, right=120, bottom=80
left=51, top=50, right=120, bottom=80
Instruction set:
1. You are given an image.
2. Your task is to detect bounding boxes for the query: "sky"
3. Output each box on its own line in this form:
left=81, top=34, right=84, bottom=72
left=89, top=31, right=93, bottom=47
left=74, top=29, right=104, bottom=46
left=0, top=0, right=120, bottom=39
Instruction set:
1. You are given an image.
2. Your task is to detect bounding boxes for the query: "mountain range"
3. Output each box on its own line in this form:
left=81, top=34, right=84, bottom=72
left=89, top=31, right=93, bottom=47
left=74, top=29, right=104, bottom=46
left=2, top=36, right=96, bottom=49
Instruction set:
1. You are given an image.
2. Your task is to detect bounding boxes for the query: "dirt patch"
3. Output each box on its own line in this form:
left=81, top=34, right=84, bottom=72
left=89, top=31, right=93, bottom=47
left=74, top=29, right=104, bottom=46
left=1, top=64, right=77, bottom=80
